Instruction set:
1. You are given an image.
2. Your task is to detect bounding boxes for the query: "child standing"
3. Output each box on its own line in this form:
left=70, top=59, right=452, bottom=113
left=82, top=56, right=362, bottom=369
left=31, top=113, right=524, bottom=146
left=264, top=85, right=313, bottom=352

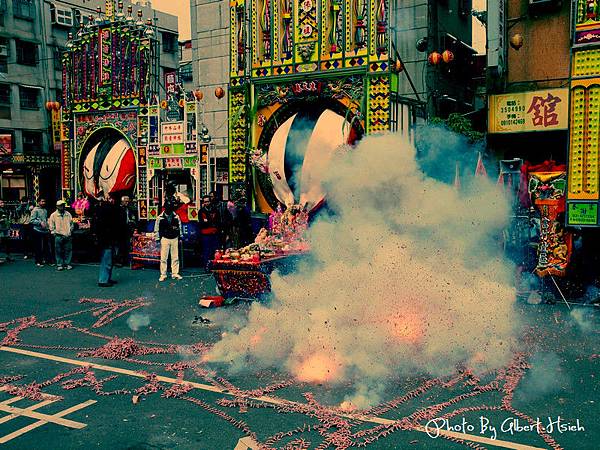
left=154, top=202, right=183, bottom=281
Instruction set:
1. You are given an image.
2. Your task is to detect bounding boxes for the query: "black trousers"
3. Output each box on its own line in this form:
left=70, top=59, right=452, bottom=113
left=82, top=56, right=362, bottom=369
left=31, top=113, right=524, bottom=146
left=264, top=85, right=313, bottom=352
left=33, top=230, right=52, bottom=264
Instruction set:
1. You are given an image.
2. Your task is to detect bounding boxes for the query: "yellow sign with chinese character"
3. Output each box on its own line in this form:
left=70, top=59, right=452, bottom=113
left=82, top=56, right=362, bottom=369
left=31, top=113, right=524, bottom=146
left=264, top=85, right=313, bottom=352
left=488, top=89, right=569, bottom=133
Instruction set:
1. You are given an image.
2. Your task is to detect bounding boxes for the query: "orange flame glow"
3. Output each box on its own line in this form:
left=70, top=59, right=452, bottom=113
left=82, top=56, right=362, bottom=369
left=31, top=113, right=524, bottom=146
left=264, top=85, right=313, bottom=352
left=294, top=352, right=342, bottom=383
left=387, top=311, right=425, bottom=344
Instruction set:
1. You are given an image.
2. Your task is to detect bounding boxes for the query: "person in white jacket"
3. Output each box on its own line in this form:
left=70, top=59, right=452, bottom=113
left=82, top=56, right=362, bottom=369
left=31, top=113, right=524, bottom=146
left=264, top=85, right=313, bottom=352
left=48, top=200, right=74, bottom=270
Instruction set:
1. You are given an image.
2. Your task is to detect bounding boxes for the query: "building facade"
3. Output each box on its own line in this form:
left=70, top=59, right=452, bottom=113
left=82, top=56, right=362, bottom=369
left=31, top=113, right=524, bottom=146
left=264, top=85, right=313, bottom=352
left=392, top=0, right=476, bottom=117
left=486, top=0, right=570, bottom=165
left=191, top=0, right=476, bottom=204
left=0, top=0, right=178, bottom=204
left=189, top=0, right=230, bottom=199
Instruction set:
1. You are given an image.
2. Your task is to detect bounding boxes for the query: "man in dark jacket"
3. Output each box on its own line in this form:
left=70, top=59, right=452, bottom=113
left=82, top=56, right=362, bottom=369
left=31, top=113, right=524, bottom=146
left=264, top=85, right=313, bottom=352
left=154, top=202, right=182, bottom=281
left=199, top=195, right=220, bottom=268
left=116, top=195, right=137, bottom=266
left=94, top=194, right=120, bottom=287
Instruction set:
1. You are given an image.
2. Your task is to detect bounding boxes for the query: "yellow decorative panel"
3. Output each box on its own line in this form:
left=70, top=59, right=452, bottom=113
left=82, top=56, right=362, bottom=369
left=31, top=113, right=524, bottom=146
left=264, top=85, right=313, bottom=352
left=571, top=49, right=600, bottom=78
left=568, top=84, right=600, bottom=200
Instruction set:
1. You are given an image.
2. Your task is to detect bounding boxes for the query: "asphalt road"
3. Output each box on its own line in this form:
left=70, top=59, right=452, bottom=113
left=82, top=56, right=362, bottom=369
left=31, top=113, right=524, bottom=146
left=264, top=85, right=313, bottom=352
left=0, top=259, right=598, bottom=449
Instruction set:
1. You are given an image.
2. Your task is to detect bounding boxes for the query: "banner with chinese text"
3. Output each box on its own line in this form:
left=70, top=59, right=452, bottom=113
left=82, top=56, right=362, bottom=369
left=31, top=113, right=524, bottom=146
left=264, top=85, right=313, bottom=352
left=488, top=89, right=569, bottom=133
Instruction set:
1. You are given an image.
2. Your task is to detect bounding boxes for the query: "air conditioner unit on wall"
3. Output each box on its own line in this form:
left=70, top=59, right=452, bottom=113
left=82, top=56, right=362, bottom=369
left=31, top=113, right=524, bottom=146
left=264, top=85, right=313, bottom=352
left=52, top=6, right=74, bottom=27
left=0, top=45, right=8, bottom=57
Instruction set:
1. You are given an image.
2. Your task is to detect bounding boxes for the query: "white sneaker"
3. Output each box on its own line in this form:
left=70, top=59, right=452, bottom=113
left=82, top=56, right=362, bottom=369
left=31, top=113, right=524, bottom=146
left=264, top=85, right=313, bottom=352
left=172, top=274, right=182, bottom=280
left=159, top=275, right=167, bottom=282
left=66, top=265, right=73, bottom=270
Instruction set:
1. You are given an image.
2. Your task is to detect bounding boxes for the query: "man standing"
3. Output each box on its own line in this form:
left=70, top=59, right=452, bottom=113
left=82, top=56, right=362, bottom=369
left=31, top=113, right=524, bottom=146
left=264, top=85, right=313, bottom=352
left=94, top=194, right=120, bottom=287
left=199, top=194, right=220, bottom=268
left=0, top=200, right=12, bottom=263
left=48, top=200, right=74, bottom=270
left=116, top=195, right=137, bottom=266
left=209, top=190, right=231, bottom=249
left=154, top=202, right=183, bottom=281
left=15, top=196, right=33, bottom=259
left=30, top=198, right=52, bottom=267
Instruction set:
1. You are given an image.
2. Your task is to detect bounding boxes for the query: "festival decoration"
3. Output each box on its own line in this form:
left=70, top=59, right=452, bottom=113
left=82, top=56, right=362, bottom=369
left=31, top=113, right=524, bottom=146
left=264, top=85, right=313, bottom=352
left=234, top=0, right=395, bottom=213
left=428, top=51, right=442, bottom=65
left=211, top=205, right=309, bottom=297
left=61, top=2, right=212, bottom=226
left=527, top=166, right=572, bottom=277
left=442, top=49, right=454, bottom=63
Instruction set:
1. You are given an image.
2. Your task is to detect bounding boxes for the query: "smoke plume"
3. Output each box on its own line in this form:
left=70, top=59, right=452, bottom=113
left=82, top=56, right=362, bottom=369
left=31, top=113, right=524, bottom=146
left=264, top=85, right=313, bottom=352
left=127, top=313, right=151, bottom=332
left=208, top=132, right=519, bottom=405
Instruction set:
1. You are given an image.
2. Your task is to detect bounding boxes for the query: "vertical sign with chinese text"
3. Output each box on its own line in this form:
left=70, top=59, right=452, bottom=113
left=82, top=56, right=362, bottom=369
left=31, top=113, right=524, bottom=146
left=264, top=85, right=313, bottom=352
left=99, top=28, right=112, bottom=87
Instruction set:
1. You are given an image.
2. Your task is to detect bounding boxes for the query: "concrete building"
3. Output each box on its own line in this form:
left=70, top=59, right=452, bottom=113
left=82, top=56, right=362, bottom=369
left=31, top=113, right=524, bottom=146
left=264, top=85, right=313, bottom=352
left=391, top=0, right=476, bottom=118
left=189, top=0, right=230, bottom=198
left=0, top=0, right=178, bottom=203
left=486, top=0, right=570, bottom=164
left=190, top=0, right=476, bottom=200
left=179, top=39, right=194, bottom=93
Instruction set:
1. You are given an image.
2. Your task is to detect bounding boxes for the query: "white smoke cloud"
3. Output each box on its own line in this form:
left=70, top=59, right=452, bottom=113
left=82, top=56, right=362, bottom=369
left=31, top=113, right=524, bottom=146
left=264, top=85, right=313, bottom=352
left=127, top=313, right=151, bottom=331
left=207, top=132, right=520, bottom=405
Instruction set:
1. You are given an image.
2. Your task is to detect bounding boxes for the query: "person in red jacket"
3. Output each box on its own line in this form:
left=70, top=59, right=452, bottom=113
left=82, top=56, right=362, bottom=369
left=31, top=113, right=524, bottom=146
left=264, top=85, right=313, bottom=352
left=199, top=195, right=220, bottom=268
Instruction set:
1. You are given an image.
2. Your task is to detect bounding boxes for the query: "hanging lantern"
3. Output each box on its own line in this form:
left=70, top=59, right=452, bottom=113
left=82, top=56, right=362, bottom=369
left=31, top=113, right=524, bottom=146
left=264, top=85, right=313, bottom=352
left=442, top=50, right=454, bottom=63
left=194, top=90, right=204, bottom=101
left=215, top=87, right=225, bottom=99
left=510, top=33, right=524, bottom=50
left=45, top=101, right=54, bottom=111
left=178, top=99, right=185, bottom=108
left=393, top=59, right=404, bottom=73
left=53, top=101, right=61, bottom=111
left=160, top=100, right=168, bottom=109
left=428, top=51, right=442, bottom=65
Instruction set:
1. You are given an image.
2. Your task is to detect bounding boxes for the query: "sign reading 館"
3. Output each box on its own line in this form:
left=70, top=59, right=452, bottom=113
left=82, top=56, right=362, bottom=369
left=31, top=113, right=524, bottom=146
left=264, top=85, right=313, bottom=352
left=488, top=89, right=569, bottom=134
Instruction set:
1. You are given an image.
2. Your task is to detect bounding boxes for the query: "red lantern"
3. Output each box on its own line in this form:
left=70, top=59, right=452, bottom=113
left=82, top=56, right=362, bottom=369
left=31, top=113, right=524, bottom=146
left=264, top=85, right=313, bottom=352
left=194, top=90, right=204, bottom=101
left=428, top=51, right=442, bottom=65
left=393, top=59, right=404, bottom=72
left=45, top=101, right=54, bottom=111
left=510, top=34, right=524, bottom=50
left=215, top=87, right=225, bottom=99
left=442, top=50, right=454, bottom=64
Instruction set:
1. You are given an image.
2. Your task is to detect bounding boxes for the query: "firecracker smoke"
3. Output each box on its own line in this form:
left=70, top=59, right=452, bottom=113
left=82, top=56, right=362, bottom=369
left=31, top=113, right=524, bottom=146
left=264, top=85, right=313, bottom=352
left=127, top=313, right=151, bottom=331
left=208, top=132, right=520, bottom=406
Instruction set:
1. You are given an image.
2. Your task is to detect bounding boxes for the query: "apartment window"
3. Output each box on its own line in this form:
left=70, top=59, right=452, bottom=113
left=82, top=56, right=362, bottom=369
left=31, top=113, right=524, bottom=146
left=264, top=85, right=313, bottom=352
left=0, top=38, right=8, bottom=74
left=19, top=86, right=40, bottom=109
left=162, top=32, right=176, bottom=54
left=13, top=0, right=35, bottom=20
left=1, top=175, right=27, bottom=201
left=458, top=0, right=472, bottom=19
left=180, top=64, right=193, bottom=82
left=53, top=48, right=65, bottom=72
left=0, top=0, right=7, bottom=26
left=0, top=84, right=10, bottom=120
left=16, top=40, right=38, bottom=66
left=22, top=131, right=43, bottom=153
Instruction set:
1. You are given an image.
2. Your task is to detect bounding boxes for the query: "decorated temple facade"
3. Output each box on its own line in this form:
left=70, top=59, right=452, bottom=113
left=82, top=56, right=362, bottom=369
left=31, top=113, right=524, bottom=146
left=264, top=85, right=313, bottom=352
left=567, top=0, right=600, bottom=227
left=61, top=1, right=211, bottom=224
left=228, top=0, right=407, bottom=213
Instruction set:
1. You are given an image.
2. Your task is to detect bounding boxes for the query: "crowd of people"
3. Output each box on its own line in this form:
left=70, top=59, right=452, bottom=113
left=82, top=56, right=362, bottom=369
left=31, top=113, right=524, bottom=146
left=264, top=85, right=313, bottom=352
left=0, top=188, right=254, bottom=285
